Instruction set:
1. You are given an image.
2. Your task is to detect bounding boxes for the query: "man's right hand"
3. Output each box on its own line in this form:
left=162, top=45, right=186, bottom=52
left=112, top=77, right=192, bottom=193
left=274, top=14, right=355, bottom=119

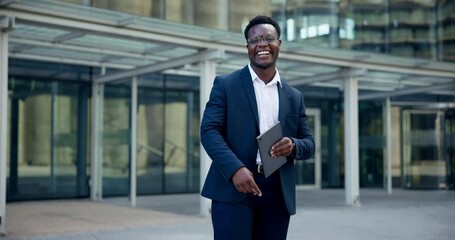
left=232, top=167, right=262, bottom=197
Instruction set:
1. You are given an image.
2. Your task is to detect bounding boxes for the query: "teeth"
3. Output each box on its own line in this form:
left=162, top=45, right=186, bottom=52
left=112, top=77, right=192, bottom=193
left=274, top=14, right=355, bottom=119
left=257, top=51, right=270, bottom=56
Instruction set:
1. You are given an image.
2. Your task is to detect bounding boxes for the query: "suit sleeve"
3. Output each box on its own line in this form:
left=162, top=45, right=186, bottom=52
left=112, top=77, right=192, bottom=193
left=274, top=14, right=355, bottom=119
left=200, top=77, right=245, bottom=181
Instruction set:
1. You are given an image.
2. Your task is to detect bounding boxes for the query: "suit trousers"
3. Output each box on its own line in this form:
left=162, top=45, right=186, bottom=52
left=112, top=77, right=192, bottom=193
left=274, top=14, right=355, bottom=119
left=211, top=171, right=291, bottom=240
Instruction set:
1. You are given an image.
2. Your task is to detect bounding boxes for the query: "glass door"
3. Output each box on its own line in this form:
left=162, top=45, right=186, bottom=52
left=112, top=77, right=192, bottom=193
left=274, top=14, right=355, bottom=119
left=296, top=108, right=321, bottom=189
left=402, top=110, right=446, bottom=189
left=7, top=79, right=89, bottom=200
left=445, top=109, right=455, bottom=190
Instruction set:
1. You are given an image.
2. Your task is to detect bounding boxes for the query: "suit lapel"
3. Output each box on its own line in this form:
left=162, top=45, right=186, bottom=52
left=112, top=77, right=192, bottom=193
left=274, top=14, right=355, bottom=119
left=240, top=66, right=259, bottom=128
left=278, top=82, right=287, bottom=125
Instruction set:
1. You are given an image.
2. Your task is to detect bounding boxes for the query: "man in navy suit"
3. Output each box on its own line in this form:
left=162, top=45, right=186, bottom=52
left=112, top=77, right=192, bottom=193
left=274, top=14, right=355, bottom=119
left=200, top=15, right=315, bottom=240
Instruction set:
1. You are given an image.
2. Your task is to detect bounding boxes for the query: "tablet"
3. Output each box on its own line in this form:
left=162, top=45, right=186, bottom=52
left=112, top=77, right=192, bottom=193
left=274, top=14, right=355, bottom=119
left=256, top=121, right=287, bottom=178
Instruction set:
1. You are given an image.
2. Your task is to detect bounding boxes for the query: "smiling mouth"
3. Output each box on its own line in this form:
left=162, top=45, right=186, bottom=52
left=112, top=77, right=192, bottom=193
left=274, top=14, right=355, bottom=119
left=256, top=51, right=271, bottom=56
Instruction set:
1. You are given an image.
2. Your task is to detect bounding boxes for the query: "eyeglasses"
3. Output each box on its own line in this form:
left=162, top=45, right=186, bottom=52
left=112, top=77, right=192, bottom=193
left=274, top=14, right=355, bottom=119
left=247, top=34, right=279, bottom=45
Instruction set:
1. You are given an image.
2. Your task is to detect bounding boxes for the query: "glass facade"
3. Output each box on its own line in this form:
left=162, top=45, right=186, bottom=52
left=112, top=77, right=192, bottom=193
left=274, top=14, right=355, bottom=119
left=6, top=61, right=201, bottom=201
left=7, top=61, right=92, bottom=200
left=59, top=0, right=455, bottom=62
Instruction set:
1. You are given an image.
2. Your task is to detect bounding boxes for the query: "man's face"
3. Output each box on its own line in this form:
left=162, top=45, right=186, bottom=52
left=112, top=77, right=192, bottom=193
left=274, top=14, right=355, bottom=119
left=247, top=24, right=281, bottom=69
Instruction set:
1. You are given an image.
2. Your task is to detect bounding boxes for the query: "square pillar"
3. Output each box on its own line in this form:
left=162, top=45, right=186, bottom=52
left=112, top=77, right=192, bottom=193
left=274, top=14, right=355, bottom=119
left=90, top=80, right=104, bottom=201
left=344, top=77, right=360, bottom=206
left=0, top=17, right=11, bottom=236
left=199, top=60, right=216, bottom=216
left=384, top=97, right=392, bottom=194
left=129, top=76, right=138, bottom=207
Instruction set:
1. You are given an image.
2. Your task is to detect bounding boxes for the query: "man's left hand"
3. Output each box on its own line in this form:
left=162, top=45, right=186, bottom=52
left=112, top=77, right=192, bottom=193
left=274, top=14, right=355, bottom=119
left=270, top=137, right=293, bottom=158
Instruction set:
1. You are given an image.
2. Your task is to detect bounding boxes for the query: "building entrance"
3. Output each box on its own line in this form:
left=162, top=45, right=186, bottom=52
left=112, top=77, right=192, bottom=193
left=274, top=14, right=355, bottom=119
left=402, top=109, right=453, bottom=189
left=7, top=77, right=90, bottom=201
left=295, top=108, right=321, bottom=189
left=445, top=109, right=455, bottom=189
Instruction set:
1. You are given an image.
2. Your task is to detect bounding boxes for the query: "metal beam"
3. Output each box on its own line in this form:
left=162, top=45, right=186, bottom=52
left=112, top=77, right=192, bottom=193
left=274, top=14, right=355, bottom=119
left=359, top=82, right=455, bottom=101
left=10, top=38, right=169, bottom=62
left=4, top=7, right=455, bottom=79
left=10, top=52, right=133, bottom=69
left=117, top=17, right=136, bottom=27
left=52, top=31, right=85, bottom=43
left=94, top=49, right=225, bottom=84
left=289, top=68, right=366, bottom=86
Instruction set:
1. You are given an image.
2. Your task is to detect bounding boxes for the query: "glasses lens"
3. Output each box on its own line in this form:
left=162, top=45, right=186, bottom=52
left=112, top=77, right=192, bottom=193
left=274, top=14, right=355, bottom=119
left=248, top=35, right=278, bottom=45
left=248, top=36, right=261, bottom=45
left=264, top=34, right=277, bottom=42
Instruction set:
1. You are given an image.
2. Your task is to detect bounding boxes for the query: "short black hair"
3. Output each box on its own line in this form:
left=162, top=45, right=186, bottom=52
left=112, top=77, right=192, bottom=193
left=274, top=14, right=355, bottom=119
left=243, top=15, right=281, bottom=42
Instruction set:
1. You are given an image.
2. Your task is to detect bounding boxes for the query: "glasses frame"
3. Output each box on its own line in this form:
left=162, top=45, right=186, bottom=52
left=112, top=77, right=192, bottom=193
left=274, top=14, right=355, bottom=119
left=247, top=34, right=279, bottom=46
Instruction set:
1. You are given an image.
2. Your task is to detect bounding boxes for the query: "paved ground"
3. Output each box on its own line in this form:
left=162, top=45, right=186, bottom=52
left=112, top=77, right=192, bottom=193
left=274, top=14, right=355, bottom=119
left=2, top=189, right=454, bottom=240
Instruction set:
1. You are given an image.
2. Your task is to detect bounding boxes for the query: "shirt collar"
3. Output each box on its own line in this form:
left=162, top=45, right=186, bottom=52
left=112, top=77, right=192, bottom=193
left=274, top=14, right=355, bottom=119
left=248, top=63, right=282, bottom=87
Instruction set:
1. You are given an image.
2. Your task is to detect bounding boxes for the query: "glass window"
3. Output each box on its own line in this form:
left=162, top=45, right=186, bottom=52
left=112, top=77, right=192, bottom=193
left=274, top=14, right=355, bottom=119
left=358, top=102, right=384, bottom=188
left=164, top=91, right=192, bottom=193
left=7, top=75, right=90, bottom=200
left=136, top=80, right=165, bottom=195
left=402, top=110, right=446, bottom=189
left=446, top=109, right=455, bottom=189
left=135, top=74, right=200, bottom=195
left=102, top=83, right=131, bottom=196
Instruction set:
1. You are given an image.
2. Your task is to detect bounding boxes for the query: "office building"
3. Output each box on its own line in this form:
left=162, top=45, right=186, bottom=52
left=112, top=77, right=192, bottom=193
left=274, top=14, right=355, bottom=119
left=1, top=0, right=454, bottom=233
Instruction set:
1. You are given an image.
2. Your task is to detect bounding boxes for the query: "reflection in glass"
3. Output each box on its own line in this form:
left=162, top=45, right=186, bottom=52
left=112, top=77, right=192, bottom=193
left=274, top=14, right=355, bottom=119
left=402, top=110, right=446, bottom=189
left=137, top=83, right=165, bottom=195
left=296, top=115, right=316, bottom=186
left=136, top=76, right=200, bottom=195
left=358, top=102, right=384, bottom=188
left=102, top=84, right=131, bottom=196
left=446, top=109, right=455, bottom=189
left=7, top=78, right=88, bottom=200
left=54, top=0, right=455, bottom=62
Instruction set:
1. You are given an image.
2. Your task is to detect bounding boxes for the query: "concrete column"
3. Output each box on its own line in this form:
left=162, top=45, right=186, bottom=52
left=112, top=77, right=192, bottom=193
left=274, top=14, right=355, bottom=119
left=194, top=0, right=229, bottom=30
left=130, top=77, right=138, bottom=207
left=152, top=0, right=165, bottom=19
left=199, top=60, right=216, bottom=216
left=384, top=98, right=392, bottom=194
left=90, top=81, right=104, bottom=201
left=164, top=103, right=187, bottom=172
left=344, top=77, right=360, bottom=206
left=0, top=20, right=9, bottom=236
left=24, top=95, right=51, bottom=167
left=54, top=95, right=73, bottom=167
left=229, top=0, right=270, bottom=32
left=164, top=0, right=183, bottom=23
left=92, top=0, right=152, bottom=17
left=182, top=0, right=194, bottom=25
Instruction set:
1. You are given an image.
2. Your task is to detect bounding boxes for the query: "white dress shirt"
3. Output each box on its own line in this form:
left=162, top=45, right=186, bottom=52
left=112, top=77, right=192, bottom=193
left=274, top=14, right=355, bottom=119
left=248, top=63, right=281, bottom=164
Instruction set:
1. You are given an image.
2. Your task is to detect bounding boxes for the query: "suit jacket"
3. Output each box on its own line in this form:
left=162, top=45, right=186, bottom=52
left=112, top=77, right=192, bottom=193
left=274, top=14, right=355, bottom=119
left=200, top=65, right=315, bottom=215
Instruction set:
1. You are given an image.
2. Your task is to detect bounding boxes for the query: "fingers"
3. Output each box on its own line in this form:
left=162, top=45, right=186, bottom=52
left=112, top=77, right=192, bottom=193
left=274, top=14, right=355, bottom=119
left=232, top=167, right=262, bottom=197
left=270, top=137, right=293, bottom=157
left=249, top=182, right=262, bottom=197
left=239, top=181, right=262, bottom=197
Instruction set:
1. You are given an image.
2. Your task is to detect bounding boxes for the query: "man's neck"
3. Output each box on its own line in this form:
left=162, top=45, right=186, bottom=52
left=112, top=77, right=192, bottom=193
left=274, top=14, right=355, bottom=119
left=252, top=66, right=276, bottom=85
